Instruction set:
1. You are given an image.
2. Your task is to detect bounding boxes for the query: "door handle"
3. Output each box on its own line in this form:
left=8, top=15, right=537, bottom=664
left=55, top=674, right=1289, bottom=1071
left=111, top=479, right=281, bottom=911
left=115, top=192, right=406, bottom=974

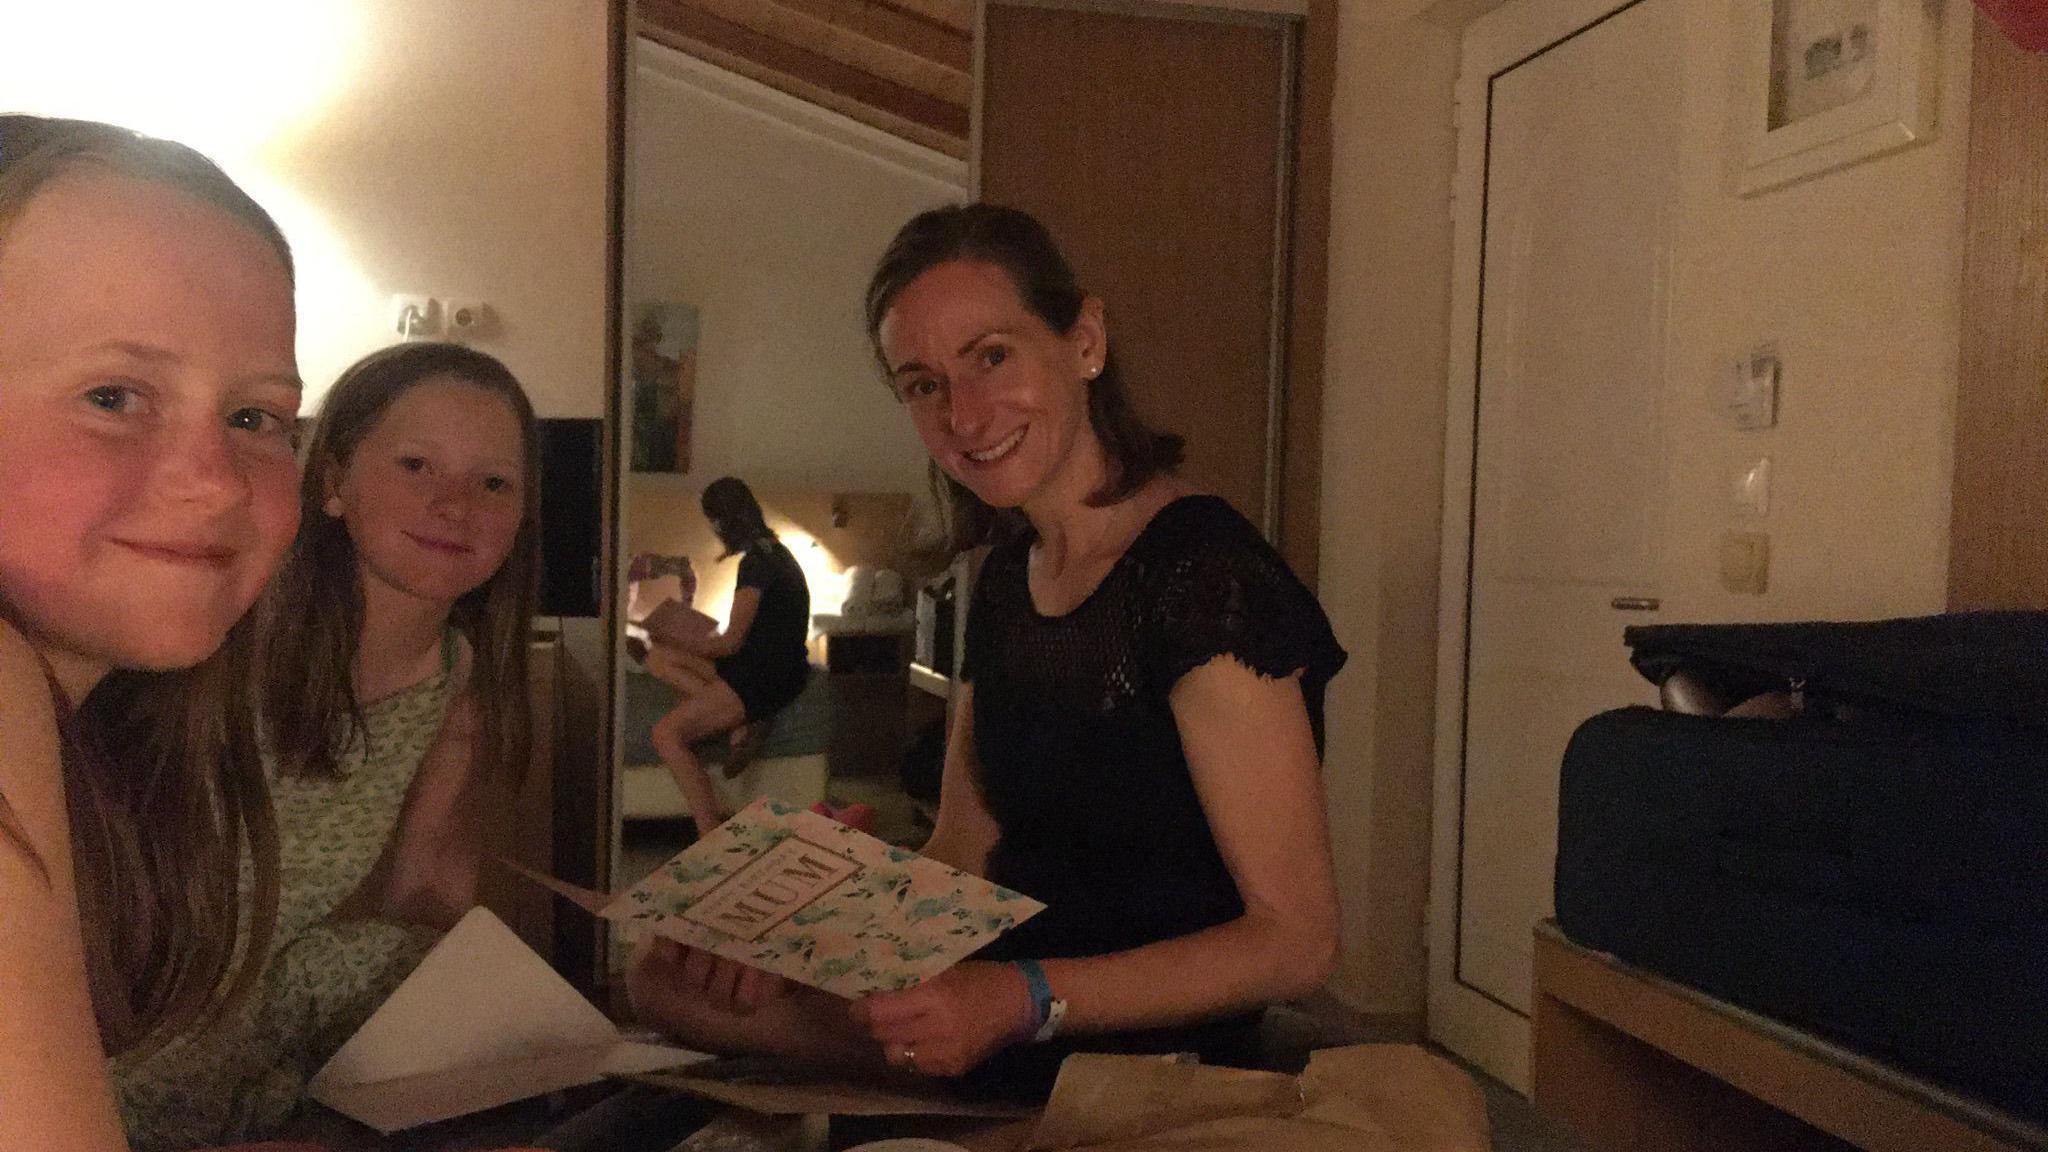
left=1610, top=596, right=1661, bottom=611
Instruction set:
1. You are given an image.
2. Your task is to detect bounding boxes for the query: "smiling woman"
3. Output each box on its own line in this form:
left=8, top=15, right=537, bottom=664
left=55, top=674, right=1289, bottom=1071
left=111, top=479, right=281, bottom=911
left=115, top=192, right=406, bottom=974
left=867, top=207, right=1182, bottom=523
left=854, top=206, right=1345, bottom=1089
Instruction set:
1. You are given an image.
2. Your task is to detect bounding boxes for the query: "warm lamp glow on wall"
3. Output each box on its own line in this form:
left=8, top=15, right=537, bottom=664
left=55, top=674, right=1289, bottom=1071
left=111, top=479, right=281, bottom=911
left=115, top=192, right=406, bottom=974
left=5, top=3, right=365, bottom=161
left=2, top=2, right=377, bottom=409
left=783, top=530, right=854, bottom=635
left=236, top=170, right=380, bottom=410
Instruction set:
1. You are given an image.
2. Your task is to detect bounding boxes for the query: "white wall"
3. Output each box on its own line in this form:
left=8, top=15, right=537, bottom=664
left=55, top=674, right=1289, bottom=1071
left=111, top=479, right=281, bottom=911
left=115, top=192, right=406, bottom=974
left=1316, top=0, right=1973, bottom=1017
left=1316, top=11, right=1461, bottom=1019
left=1657, top=1, right=1971, bottom=622
left=2, top=0, right=612, bottom=417
left=629, top=40, right=965, bottom=496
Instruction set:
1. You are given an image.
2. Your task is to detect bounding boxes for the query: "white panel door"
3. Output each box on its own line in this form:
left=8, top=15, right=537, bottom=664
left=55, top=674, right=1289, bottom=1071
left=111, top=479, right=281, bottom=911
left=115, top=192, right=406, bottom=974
left=1430, top=0, right=1682, bottom=1090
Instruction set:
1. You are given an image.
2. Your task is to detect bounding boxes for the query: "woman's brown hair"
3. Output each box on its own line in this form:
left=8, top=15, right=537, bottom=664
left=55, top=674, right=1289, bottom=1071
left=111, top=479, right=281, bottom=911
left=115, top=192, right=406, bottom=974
left=262, top=342, right=539, bottom=792
left=700, top=476, right=776, bottom=558
left=865, top=203, right=1184, bottom=545
left=0, top=113, right=292, bottom=1055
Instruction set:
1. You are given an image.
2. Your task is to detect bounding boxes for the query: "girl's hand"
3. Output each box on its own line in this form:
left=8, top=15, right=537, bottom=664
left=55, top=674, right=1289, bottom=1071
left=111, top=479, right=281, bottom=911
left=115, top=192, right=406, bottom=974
left=629, top=936, right=788, bottom=1022
left=852, top=960, right=1035, bottom=1078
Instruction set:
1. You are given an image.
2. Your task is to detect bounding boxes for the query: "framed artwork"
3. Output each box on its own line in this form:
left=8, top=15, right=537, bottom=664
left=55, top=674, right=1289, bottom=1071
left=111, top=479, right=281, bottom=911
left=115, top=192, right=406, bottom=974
left=630, top=302, right=698, bottom=473
left=1737, top=0, right=1941, bottom=195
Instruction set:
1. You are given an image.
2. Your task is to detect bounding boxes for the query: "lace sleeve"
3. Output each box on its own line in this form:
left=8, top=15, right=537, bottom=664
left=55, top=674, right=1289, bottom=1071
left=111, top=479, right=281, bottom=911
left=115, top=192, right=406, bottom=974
left=1142, top=528, right=1345, bottom=696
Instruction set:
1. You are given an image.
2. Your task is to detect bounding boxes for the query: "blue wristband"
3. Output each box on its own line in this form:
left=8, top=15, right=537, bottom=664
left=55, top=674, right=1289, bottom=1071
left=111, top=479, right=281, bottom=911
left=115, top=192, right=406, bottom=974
left=1014, top=959, right=1052, bottom=1033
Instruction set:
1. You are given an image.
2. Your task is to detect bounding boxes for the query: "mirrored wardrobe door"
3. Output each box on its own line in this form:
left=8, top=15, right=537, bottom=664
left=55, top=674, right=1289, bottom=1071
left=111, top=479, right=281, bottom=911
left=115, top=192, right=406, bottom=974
left=604, top=4, right=973, bottom=983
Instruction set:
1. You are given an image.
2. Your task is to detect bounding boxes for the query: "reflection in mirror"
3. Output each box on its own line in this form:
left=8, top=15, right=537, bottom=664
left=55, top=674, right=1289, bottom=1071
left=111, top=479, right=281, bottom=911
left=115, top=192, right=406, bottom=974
left=629, top=302, right=699, bottom=473
left=610, top=36, right=968, bottom=929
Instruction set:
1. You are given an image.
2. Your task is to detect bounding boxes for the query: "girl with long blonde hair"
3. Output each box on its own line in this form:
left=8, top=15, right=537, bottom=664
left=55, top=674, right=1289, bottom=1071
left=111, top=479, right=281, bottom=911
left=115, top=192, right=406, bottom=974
left=113, top=342, right=542, bottom=1147
left=0, top=114, right=302, bottom=1152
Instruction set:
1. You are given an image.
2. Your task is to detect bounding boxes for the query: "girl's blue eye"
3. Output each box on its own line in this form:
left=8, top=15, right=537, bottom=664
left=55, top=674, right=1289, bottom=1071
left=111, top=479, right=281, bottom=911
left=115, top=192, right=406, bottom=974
left=982, top=346, right=1008, bottom=368
left=84, top=384, right=144, bottom=414
left=399, top=455, right=428, bottom=472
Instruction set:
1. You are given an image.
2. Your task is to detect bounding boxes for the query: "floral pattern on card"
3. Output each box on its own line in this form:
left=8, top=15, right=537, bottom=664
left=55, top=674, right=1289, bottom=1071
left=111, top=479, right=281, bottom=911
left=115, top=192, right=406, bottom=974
left=606, top=799, right=1043, bottom=997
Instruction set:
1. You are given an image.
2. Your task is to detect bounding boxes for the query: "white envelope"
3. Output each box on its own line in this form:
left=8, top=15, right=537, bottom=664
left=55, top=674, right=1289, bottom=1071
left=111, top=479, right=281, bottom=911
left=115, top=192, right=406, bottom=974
left=308, top=906, right=710, bottom=1133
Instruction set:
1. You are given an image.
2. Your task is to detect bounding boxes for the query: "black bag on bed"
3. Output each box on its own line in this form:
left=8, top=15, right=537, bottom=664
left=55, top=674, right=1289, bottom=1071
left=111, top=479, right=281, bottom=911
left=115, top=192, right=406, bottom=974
left=1553, top=611, right=2048, bottom=1124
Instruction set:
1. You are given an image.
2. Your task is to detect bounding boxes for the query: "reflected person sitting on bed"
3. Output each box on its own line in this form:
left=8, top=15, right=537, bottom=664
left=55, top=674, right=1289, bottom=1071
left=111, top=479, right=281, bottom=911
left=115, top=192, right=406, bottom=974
left=638, top=477, right=811, bottom=836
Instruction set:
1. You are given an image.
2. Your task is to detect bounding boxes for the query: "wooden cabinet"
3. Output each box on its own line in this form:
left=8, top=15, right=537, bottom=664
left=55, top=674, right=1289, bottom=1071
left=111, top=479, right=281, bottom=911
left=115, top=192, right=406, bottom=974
left=822, top=631, right=912, bottom=782
left=977, top=0, right=1333, bottom=582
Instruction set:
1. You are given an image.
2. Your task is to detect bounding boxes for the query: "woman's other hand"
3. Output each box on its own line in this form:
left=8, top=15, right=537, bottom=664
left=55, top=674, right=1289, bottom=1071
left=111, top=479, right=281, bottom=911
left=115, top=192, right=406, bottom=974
left=628, top=936, right=788, bottom=1023
left=852, top=960, right=1034, bottom=1078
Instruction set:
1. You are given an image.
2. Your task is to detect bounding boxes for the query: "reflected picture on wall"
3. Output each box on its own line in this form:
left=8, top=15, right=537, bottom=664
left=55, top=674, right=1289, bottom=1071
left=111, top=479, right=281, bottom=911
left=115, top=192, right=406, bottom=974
left=631, top=302, right=697, bottom=473
left=1767, top=0, right=1879, bottom=129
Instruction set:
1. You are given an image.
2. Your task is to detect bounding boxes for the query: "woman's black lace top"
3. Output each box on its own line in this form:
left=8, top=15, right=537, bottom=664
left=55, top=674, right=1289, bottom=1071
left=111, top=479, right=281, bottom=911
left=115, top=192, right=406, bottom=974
left=963, top=495, right=1346, bottom=969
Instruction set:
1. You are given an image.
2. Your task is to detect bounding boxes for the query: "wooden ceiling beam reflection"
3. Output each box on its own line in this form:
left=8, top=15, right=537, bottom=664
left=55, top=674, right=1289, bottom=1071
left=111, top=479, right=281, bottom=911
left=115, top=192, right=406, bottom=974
left=678, top=0, right=970, bottom=104
left=638, top=0, right=971, bottom=159
left=871, top=0, right=973, bottom=34
left=774, top=0, right=971, bottom=72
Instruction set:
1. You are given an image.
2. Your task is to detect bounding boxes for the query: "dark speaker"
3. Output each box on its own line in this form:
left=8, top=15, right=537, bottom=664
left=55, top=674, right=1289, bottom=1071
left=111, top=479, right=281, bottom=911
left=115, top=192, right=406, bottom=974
left=536, top=418, right=603, bottom=618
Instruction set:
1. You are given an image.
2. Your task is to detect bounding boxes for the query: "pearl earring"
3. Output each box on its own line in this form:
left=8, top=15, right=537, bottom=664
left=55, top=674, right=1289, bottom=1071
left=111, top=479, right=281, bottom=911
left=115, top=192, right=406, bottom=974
left=324, top=495, right=344, bottom=517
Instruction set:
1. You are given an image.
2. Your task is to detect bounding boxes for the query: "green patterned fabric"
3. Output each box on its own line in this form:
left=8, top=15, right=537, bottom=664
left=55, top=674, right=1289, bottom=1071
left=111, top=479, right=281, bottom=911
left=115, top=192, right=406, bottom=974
left=112, top=664, right=455, bottom=1150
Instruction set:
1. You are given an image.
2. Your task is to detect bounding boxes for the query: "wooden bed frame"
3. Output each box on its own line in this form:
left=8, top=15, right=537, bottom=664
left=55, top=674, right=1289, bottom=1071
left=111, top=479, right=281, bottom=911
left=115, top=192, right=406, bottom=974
left=1530, top=922, right=2042, bottom=1152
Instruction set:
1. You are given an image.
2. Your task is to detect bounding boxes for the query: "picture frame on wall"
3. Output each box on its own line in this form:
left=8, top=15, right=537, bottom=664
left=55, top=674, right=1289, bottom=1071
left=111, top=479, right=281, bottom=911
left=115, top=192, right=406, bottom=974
left=1737, top=0, right=1941, bottom=196
left=629, top=302, right=698, bottom=474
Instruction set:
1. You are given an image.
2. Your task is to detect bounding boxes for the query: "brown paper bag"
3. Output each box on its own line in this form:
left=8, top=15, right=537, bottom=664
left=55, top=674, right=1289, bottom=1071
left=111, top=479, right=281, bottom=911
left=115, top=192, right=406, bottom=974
left=635, top=1043, right=1488, bottom=1152
left=1021, top=1044, right=1489, bottom=1152
left=632, top=1061, right=1035, bottom=1120
left=1023, top=1055, right=1303, bottom=1149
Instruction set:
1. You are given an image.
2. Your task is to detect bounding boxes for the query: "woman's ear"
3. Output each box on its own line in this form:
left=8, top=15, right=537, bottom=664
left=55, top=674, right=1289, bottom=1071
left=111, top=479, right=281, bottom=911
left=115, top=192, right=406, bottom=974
left=1073, top=296, right=1108, bottom=377
left=320, top=455, right=347, bottom=518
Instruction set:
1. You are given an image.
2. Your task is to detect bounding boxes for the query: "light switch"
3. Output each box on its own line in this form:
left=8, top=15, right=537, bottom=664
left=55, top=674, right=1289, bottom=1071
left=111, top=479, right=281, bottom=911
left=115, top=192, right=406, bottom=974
left=1718, top=531, right=1770, bottom=595
left=391, top=294, right=439, bottom=340
left=1731, top=346, right=1780, bottom=430
left=1732, top=456, right=1771, bottom=517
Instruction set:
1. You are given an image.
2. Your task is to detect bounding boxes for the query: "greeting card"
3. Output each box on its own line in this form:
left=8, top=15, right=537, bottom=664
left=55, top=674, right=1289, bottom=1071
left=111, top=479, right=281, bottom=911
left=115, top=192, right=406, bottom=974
left=526, top=798, right=1043, bottom=998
